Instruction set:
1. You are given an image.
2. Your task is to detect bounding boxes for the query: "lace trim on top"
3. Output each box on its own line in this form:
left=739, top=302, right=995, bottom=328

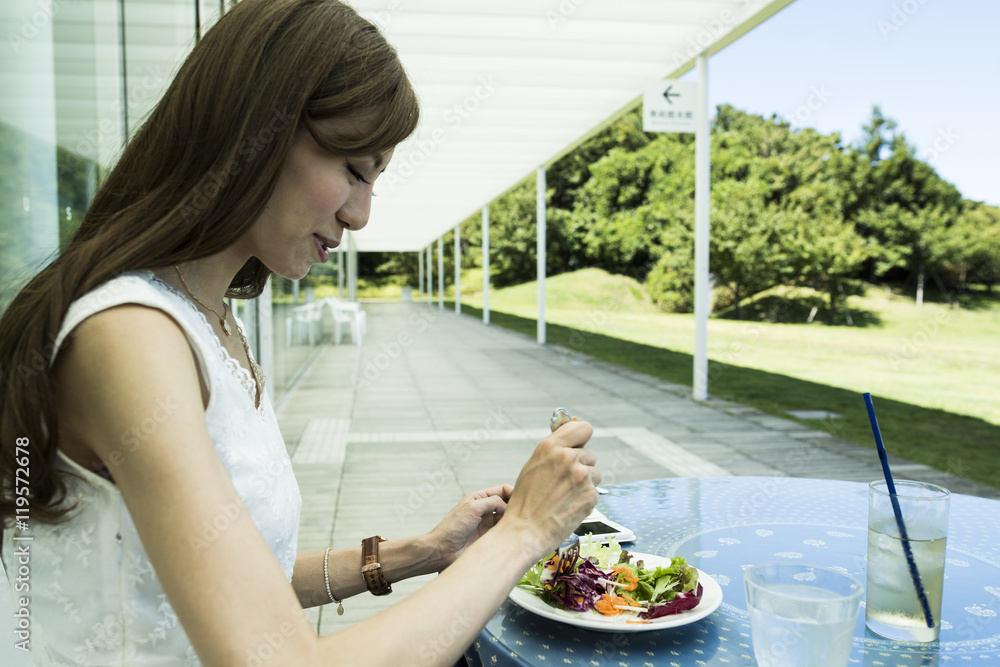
left=143, top=271, right=266, bottom=419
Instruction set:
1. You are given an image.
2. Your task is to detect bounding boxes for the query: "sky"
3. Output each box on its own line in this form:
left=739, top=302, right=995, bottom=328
left=678, top=0, right=1000, bottom=207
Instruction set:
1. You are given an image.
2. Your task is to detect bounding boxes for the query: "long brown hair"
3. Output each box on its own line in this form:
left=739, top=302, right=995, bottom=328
left=0, top=0, right=419, bottom=533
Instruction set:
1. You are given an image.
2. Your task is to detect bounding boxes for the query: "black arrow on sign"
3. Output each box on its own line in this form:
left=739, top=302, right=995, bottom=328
left=662, top=86, right=680, bottom=104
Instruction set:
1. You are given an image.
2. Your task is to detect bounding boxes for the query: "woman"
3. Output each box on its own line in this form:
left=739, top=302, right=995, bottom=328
left=0, top=1, right=600, bottom=664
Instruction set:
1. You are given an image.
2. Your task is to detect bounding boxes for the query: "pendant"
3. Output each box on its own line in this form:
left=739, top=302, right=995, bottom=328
left=222, top=320, right=231, bottom=336
left=337, top=602, right=344, bottom=616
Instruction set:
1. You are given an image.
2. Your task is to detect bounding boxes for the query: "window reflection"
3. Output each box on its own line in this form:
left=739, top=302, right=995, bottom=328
left=1, top=0, right=314, bottom=407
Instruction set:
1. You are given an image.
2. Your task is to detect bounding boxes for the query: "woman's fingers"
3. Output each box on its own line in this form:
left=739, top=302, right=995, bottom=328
left=502, top=420, right=602, bottom=555
left=474, top=483, right=514, bottom=503
left=545, top=420, right=594, bottom=448
left=471, top=494, right=508, bottom=517
left=576, top=448, right=597, bottom=468
left=589, top=466, right=602, bottom=488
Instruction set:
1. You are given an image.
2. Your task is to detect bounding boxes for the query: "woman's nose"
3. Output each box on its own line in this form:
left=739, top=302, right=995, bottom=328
left=338, top=189, right=372, bottom=232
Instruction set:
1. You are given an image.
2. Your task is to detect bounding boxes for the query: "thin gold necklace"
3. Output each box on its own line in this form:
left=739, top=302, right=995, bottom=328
left=174, top=266, right=231, bottom=336
left=171, top=265, right=265, bottom=409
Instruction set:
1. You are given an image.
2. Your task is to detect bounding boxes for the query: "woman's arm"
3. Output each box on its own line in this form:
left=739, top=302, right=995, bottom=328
left=60, top=305, right=597, bottom=666
left=292, top=536, right=439, bottom=609
left=293, top=484, right=516, bottom=608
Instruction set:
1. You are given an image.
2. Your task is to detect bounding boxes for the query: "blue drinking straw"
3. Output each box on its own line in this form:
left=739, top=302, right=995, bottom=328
left=863, top=392, right=935, bottom=629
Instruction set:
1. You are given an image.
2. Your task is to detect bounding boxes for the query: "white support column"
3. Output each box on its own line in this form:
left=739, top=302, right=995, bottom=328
left=417, top=250, right=424, bottom=301
left=426, top=245, right=432, bottom=304
left=257, top=278, right=273, bottom=387
left=693, top=54, right=711, bottom=401
left=337, top=248, right=344, bottom=299
left=437, top=237, right=444, bottom=310
left=536, top=167, right=546, bottom=345
left=454, top=224, right=461, bottom=314
left=347, top=233, right=358, bottom=302
left=482, top=205, right=490, bottom=325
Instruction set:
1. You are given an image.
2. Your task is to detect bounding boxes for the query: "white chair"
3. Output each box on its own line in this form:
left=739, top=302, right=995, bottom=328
left=285, top=303, right=324, bottom=346
left=323, top=298, right=365, bottom=345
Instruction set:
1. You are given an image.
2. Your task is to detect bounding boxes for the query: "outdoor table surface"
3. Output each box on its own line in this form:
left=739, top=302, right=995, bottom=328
left=465, top=476, right=1000, bottom=667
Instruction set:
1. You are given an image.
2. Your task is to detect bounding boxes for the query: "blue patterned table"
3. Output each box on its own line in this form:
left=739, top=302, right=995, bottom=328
left=466, top=477, right=1000, bottom=667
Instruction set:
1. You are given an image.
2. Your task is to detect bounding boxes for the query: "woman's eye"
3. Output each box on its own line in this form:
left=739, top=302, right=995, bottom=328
left=347, top=165, right=371, bottom=185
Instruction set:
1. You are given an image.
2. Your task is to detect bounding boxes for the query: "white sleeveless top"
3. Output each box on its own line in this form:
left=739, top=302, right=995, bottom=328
left=1, top=270, right=302, bottom=666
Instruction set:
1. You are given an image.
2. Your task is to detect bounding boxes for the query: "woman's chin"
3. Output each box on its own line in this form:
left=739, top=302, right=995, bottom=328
left=266, top=262, right=311, bottom=282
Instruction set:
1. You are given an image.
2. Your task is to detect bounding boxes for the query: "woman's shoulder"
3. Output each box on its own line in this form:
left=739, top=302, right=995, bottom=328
left=53, top=270, right=199, bottom=371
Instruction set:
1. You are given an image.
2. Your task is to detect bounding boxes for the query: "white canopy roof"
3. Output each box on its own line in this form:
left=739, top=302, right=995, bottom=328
left=350, top=0, right=797, bottom=252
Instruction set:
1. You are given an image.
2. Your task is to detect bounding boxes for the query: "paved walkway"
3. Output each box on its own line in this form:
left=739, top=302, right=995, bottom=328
left=274, top=301, right=998, bottom=635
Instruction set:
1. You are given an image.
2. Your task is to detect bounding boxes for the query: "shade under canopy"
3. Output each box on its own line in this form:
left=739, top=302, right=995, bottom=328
left=351, top=0, right=797, bottom=252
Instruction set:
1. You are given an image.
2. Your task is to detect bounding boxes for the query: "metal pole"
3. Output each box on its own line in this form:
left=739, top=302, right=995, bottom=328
left=536, top=167, right=546, bottom=345
left=194, top=0, right=201, bottom=41
left=693, top=54, right=711, bottom=401
left=482, top=205, right=490, bottom=325
left=118, top=0, right=129, bottom=145
left=426, top=246, right=432, bottom=304
left=417, top=249, right=423, bottom=301
left=337, top=247, right=344, bottom=299
left=454, top=224, right=461, bottom=314
left=347, top=234, right=358, bottom=302
left=437, top=237, right=444, bottom=310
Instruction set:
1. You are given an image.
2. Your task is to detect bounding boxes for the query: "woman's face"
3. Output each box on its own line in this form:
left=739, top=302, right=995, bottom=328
left=245, top=116, right=394, bottom=280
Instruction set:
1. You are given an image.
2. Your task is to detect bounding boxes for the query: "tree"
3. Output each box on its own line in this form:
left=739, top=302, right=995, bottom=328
left=946, top=201, right=1000, bottom=293
left=851, top=106, right=964, bottom=303
left=708, top=180, right=793, bottom=318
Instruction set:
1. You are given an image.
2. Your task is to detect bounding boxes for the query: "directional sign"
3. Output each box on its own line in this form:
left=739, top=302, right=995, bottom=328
left=643, top=80, right=697, bottom=133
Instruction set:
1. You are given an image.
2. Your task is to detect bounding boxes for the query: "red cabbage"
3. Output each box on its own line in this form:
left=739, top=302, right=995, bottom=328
left=640, top=582, right=704, bottom=619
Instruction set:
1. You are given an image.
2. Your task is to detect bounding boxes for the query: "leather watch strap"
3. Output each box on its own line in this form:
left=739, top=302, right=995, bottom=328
left=361, top=536, right=392, bottom=596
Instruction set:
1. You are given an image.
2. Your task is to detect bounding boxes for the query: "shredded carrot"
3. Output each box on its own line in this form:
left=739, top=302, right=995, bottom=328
left=621, top=593, right=642, bottom=607
left=611, top=566, right=639, bottom=592
left=594, top=593, right=625, bottom=616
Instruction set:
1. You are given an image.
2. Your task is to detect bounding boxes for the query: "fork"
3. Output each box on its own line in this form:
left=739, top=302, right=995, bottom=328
left=551, top=408, right=581, bottom=576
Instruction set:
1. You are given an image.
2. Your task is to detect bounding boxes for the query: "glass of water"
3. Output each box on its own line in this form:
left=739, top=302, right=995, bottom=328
left=744, top=563, right=863, bottom=667
left=866, top=480, right=950, bottom=642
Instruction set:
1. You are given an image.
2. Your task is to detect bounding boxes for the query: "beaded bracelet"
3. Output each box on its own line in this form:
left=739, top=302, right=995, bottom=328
left=323, top=547, right=345, bottom=616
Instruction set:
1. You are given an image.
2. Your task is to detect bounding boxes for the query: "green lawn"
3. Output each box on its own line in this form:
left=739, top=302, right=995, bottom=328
left=455, top=268, right=1000, bottom=490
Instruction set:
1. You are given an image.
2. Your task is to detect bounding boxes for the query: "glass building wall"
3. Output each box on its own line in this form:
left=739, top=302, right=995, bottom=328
left=0, top=0, right=313, bottom=405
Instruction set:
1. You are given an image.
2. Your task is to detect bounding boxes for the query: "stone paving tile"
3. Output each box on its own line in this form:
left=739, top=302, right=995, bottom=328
left=274, top=302, right=1000, bottom=635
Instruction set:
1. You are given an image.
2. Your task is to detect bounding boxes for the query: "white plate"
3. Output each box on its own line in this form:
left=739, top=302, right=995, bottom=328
left=509, top=552, right=723, bottom=633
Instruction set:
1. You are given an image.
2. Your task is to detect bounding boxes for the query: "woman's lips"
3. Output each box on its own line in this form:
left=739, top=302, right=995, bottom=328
left=313, top=235, right=329, bottom=263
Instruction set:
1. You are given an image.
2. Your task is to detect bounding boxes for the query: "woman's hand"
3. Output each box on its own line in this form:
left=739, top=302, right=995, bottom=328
left=501, top=421, right=600, bottom=558
left=428, top=484, right=514, bottom=570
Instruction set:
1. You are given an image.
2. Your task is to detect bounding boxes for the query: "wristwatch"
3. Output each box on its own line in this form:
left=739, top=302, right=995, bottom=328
left=361, top=536, right=392, bottom=596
